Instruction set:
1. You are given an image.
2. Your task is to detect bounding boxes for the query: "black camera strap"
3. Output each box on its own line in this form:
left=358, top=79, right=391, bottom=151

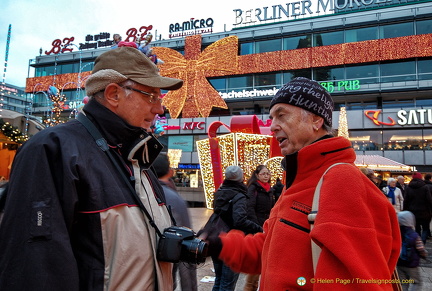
left=77, top=113, right=164, bottom=238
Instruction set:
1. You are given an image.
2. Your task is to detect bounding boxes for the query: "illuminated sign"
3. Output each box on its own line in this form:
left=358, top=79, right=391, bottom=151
left=397, top=109, right=432, bottom=126
left=183, top=121, right=205, bottom=130
left=0, top=85, right=18, bottom=93
left=178, top=164, right=201, bottom=169
left=169, top=18, right=214, bottom=38
left=365, top=110, right=396, bottom=126
left=320, top=80, right=360, bottom=93
left=218, top=81, right=360, bottom=99
left=365, top=108, right=432, bottom=126
left=233, top=0, right=404, bottom=27
left=219, top=87, right=278, bottom=99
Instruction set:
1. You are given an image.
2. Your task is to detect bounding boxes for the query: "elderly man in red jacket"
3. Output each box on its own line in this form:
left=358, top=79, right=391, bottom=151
left=204, top=77, right=401, bottom=291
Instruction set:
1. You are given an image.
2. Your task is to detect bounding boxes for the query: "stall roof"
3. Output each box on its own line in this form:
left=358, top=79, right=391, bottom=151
left=355, top=155, right=414, bottom=172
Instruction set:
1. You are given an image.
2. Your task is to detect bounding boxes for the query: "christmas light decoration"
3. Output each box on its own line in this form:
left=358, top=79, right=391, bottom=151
left=264, top=156, right=284, bottom=185
left=26, top=72, right=89, bottom=93
left=167, top=149, right=182, bottom=169
left=0, top=120, right=28, bottom=144
left=152, top=35, right=238, bottom=118
left=24, top=33, right=432, bottom=119
left=197, top=131, right=274, bottom=209
left=46, top=86, right=67, bottom=127
left=338, top=106, right=349, bottom=139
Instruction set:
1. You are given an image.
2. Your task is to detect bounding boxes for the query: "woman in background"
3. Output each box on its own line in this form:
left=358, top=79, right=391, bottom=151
left=244, top=165, right=275, bottom=291
left=382, top=177, right=404, bottom=213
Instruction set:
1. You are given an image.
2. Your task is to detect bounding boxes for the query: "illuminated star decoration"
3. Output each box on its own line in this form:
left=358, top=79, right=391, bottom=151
left=152, top=35, right=239, bottom=118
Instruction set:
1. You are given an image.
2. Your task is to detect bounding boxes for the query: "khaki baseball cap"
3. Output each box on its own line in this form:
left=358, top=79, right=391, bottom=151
left=85, top=46, right=183, bottom=96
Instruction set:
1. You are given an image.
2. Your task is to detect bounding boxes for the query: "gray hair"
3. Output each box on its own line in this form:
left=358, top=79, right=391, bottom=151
left=387, top=178, right=396, bottom=184
left=300, top=109, right=334, bottom=134
left=92, top=79, right=135, bottom=101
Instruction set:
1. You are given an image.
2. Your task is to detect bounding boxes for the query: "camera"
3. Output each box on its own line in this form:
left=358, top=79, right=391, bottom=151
left=157, top=226, right=208, bottom=264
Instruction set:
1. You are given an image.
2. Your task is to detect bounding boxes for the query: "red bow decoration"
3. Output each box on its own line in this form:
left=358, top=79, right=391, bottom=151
left=152, top=35, right=239, bottom=118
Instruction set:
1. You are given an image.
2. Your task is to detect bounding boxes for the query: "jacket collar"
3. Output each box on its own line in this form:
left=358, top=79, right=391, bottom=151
left=282, top=136, right=354, bottom=188
left=82, top=98, right=162, bottom=166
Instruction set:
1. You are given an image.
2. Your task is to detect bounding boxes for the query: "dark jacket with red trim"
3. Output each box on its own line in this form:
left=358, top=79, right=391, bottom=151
left=0, top=98, right=173, bottom=291
left=219, top=136, right=401, bottom=290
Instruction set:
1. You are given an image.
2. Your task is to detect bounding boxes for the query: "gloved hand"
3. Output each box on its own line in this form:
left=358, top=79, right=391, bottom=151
left=198, top=225, right=224, bottom=258
left=205, top=230, right=223, bottom=258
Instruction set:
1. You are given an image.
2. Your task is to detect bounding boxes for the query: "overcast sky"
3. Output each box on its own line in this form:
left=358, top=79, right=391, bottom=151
left=0, top=0, right=274, bottom=88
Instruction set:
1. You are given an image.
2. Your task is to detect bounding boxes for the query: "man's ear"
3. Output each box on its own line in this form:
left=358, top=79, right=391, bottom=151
left=103, top=83, right=122, bottom=107
left=312, top=115, right=324, bottom=131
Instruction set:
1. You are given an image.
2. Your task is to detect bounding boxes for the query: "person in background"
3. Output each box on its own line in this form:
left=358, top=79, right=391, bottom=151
left=424, top=173, right=432, bottom=239
left=202, top=77, right=400, bottom=290
left=382, top=177, right=404, bottom=213
left=212, top=165, right=262, bottom=291
left=272, top=177, right=284, bottom=203
left=396, top=211, right=428, bottom=291
left=246, top=165, right=275, bottom=227
left=377, top=175, right=387, bottom=190
left=360, top=168, right=379, bottom=188
left=153, top=153, right=197, bottom=291
left=0, top=45, right=183, bottom=290
left=397, top=175, right=407, bottom=198
left=111, top=33, right=122, bottom=48
left=404, top=172, right=432, bottom=245
left=244, top=165, right=275, bottom=291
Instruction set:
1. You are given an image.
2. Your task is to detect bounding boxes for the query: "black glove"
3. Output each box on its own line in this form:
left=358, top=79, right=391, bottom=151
left=206, top=231, right=223, bottom=259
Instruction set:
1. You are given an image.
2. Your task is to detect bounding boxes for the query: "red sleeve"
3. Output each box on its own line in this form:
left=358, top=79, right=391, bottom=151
left=219, top=229, right=266, bottom=274
left=311, top=165, right=401, bottom=290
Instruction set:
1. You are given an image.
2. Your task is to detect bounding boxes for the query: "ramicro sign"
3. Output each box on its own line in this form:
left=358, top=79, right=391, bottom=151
left=233, top=0, right=410, bottom=26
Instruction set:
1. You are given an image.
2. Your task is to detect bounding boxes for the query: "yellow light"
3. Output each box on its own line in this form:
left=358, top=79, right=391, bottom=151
left=338, top=107, right=349, bottom=139
left=167, top=149, right=182, bottom=168
left=197, top=132, right=274, bottom=209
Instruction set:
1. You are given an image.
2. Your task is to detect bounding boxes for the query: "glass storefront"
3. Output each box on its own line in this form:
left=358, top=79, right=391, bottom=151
left=350, top=129, right=432, bottom=151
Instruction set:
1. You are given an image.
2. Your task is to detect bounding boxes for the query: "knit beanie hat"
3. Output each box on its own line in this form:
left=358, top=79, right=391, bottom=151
left=269, top=77, right=334, bottom=126
left=225, top=166, right=244, bottom=182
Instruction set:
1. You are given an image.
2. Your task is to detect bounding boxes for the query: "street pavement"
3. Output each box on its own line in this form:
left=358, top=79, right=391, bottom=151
left=185, top=207, right=432, bottom=291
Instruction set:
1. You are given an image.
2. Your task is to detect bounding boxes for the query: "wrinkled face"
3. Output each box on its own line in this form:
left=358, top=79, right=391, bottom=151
left=117, top=83, right=164, bottom=130
left=269, top=103, right=318, bottom=156
left=397, top=177, right=405, bottom=184
left=257, top=167, right=271, bottom=183
left=389, top=180, right=397, bottom=187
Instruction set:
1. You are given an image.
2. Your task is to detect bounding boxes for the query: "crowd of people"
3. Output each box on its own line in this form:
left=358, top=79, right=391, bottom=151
left=0, top=40, right=431, bottom=291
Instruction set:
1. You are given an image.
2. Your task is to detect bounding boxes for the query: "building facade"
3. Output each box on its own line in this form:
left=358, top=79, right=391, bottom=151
left=25, top=0, right=432, bottom=180
left=0, top=83, right=30, bottom=115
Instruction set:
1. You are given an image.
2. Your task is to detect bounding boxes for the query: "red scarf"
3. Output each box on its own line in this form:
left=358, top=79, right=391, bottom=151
left=257, top=180, right=271, bottom=192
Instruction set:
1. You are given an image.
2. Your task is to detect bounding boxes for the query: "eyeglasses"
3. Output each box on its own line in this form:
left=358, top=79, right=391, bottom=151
left=259, top=172, right=271, bottom=176
left=122, top=86, right=162, bottom=103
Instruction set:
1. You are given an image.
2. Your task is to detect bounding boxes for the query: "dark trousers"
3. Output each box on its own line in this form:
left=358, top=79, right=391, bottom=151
left=415, top=217, right=431, bottom=244
left=212, top=258, right=239, bottom=291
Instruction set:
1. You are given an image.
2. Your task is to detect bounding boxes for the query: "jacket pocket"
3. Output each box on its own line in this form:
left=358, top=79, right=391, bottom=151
left=279, top=218, right=310, bottom=233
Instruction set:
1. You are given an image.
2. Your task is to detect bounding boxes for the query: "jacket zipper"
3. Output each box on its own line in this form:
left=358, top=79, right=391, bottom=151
left=280, top=218, right=310, bottom=233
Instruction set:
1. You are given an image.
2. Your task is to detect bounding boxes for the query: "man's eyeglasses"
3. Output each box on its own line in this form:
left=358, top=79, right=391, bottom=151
left=122, top=86, right=162, bottom=103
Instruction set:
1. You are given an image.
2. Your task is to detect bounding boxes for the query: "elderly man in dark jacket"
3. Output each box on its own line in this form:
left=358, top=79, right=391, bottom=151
left=404, top=172, right=432, bottom=244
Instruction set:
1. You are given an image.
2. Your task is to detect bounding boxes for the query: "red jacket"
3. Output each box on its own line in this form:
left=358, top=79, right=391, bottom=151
left=220, top=137, right=401, bottom=290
